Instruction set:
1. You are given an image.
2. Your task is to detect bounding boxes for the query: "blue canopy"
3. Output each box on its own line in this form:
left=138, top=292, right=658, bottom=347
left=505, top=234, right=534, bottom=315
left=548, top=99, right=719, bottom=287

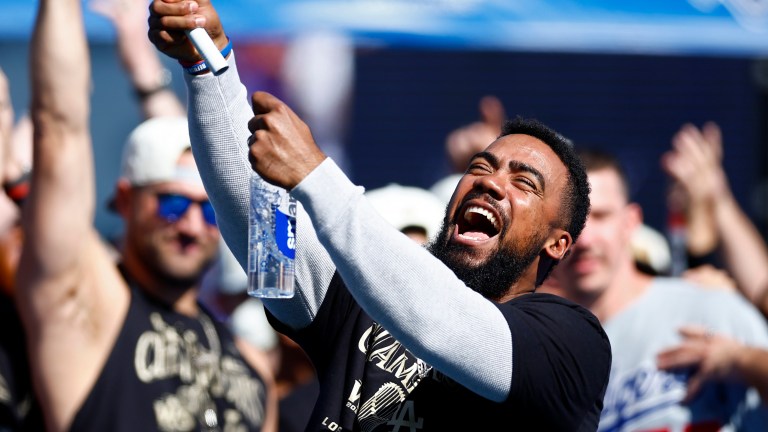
left=2, top=0, right=768, bottom=56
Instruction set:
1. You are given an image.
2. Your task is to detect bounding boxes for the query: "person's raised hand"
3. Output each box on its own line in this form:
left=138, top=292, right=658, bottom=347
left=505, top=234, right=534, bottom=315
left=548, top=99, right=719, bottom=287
left=90, top=0, right=147, bottom=35
left=446, top=95, right=506, bottom=173
left=661, top=122, right=729, bottom=255
left=147, top=0, right=227, bottom=64
left=662, top=122, right=728, bottom=205
left=247, top=91, right=327, bottom=190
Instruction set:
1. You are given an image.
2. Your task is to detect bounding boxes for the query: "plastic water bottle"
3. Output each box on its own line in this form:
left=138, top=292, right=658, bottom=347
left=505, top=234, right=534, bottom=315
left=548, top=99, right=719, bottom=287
left=247, top=174, right=296, bottom=298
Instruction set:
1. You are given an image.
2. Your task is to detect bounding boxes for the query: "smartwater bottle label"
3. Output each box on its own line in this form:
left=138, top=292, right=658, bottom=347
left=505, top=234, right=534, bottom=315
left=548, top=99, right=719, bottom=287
left=274, top=206, right=296, bottom=259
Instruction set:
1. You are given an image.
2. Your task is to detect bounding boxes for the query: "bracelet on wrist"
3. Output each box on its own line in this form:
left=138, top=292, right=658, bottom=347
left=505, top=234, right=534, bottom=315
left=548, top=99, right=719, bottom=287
left=134, top=83, right=170, bottom=100
left=134, top=68, right=172, bottom=100
left=180, top=59, right=208, bottom=76
left=179, top=37, right=232, bottom=76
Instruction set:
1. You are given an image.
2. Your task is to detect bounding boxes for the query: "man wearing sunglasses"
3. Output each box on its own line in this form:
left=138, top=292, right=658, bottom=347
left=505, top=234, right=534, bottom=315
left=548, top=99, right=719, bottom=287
left=16, top=0, right=278, bottom=428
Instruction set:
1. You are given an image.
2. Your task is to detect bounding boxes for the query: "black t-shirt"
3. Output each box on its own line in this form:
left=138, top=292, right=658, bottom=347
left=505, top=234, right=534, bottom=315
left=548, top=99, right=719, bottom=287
left=0, top=293, right=45, bottom=432
left=278, top=377, right=320, bottom=432
left=69, top=285, right=271, bottom=432
left=268, top=273, right=611, bottom=431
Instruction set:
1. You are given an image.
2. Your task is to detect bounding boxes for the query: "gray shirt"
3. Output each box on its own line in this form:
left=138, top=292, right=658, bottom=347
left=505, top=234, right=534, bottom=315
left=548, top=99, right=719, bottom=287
left=600, top=278, right=768, bottom=431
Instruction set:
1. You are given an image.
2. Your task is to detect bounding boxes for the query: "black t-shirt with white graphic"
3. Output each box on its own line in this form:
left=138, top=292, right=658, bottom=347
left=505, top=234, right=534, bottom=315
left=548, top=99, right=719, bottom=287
left=69, top=283, right=270, bottom=432
left=0, top=293, right=45, bottom=431
left=268, top=273, right=611, bottom=431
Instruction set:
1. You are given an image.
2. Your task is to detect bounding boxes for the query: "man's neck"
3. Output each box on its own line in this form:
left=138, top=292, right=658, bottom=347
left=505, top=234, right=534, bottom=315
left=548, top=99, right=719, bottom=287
left=496, top=272, right=539, bottom=302
left=119, top=258, right=201, bottom=317
left=588, top=263, right=652, bottom=323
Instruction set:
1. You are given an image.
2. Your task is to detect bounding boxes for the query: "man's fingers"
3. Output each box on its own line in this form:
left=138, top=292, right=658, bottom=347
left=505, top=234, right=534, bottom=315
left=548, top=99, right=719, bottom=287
left=148, top=10, right=203, bottom=32
left=149, top=0, right=202, bottom=31
left=661, top=151, right=695, bottom=182
left=702, top=121, right=722, bottom=145
left=660, top=151, right=676, bottom=176
left=677, top=325, right=710, bottom=340
left=248, top=117, right=258, bottom=134
left=657, top=346, right=699, bottom=370
left=478, top=95, right=505, bottom=130
left=151, top=0, right=197, bottom=15
left=147, top=27, right=183, bottom=49
left=194, top=0, right=216, bottom=8
left=701, top=121, right=723, bottom=160
left=248, top=92, right=296, bottom=147
left=251, top=91, right=284, bottom=115
left=247, top=115, right=268, bottom=135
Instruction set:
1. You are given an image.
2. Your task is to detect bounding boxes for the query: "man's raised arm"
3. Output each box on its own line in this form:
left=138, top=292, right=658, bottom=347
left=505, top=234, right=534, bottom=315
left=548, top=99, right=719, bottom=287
left=18, top=1, right=129, bottom=429
left=22, top=0, right=96, bottom=321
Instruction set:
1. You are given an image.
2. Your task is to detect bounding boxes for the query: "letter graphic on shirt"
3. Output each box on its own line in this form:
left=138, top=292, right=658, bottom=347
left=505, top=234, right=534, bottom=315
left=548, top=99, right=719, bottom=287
left=153, top=393, right=196, bottom=431
left=362, top=324, right=423, bottom=391
left=133, top=313, right=266, bottom=429
left=358, top=324, right=391, bottom=353
left=358, top=383, right=406, bottom=432
left=0, top=374, right=9, bottom=404
left=387, top=401, right=424, bottom=432
left=600, top=362, right=688, bottom=429
left=348, top=380, right=362, bottom=405
left=354, top=324, right=430, bottom=431
left=135, top=313, right=195, bottom=383
left=220, top=356, right=266, bottom=424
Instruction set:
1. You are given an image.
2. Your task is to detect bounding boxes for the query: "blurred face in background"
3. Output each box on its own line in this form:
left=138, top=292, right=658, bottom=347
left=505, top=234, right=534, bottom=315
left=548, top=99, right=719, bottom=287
left=554, top=167, right=641, bottom=302
left=118, top=151, right=220, bottom=288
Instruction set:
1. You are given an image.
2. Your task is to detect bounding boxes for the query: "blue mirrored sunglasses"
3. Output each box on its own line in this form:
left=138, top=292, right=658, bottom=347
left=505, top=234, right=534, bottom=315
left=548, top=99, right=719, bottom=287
left=156, top=193, right=217, bottom=227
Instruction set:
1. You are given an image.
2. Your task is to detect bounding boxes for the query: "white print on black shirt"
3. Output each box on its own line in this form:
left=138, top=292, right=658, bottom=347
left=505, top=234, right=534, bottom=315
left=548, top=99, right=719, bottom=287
left=0, top=370, right=32, bottom=424
left=134, top=312, right=266, bottom=431
left=0, top=373, right=9, bottom=405
left=333, top=323, right=430, bottom=432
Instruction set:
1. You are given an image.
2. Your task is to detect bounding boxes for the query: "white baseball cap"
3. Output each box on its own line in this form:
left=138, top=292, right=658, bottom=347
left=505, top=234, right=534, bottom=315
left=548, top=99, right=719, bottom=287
left=631, top=223, right=672, bottom=275
left=365, top=183, right=446, bottom=242
left=119, top=116, right=199, bottom=186
left=108, top=116, right=200, bottom=210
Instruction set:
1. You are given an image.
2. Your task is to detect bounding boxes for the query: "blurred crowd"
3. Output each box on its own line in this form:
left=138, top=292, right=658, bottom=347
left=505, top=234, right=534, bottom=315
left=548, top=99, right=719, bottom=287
left=3, top=0, right=768, bottom=431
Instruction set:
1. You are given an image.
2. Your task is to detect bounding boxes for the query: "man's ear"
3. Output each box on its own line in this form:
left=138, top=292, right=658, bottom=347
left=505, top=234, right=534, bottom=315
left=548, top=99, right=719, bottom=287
left=626, top=202, right=643, bottom=232
left=546, top=230, right=572, bottom=260
left=113, top=178, right=133, bottom=219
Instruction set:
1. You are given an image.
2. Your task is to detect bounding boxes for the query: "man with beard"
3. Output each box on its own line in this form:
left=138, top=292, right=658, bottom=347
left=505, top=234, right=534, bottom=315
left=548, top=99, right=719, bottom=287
left=16, top=0, right=278, bottom=430
left=148, top=1, right=610, bottom=430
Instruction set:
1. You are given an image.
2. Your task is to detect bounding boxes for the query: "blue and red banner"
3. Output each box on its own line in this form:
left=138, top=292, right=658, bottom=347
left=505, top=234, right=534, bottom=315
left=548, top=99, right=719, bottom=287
left=1, top=0, right=768, bottom=55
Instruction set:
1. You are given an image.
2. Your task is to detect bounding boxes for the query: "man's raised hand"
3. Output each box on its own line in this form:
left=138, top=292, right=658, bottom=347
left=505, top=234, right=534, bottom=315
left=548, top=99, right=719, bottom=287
left=248, top=91, right=327, bottom=190
left=147, top=0, right=227, bottom=63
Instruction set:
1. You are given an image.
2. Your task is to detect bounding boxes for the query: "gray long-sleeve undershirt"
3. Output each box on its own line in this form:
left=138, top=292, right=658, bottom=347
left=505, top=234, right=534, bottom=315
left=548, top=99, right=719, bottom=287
left=184, top=53, right=512, bottom=402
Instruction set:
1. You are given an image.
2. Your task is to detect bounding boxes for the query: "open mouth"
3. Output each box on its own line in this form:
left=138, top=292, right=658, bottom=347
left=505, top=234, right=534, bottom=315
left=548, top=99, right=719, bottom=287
left=457, top=205, right=501, bottom=241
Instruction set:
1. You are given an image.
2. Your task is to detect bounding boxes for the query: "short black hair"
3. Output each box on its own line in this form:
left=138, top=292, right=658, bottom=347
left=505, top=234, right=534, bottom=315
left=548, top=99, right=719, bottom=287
left=500, top=117, right=591, bottom=245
